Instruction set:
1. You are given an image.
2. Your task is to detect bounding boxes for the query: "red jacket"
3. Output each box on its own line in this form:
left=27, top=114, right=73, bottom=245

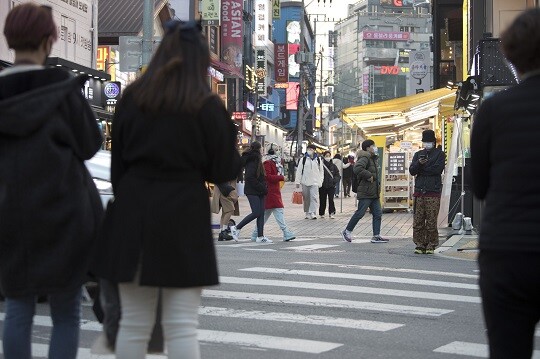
left=264, top=159, right=285, bottom=209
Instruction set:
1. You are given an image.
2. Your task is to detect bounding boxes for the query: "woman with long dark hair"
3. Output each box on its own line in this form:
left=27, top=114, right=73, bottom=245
left=230, top=141, right=271, bottom=243
left=91, top=20, right=241, bottom=358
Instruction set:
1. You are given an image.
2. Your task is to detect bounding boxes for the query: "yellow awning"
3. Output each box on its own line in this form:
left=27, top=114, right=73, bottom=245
left=342, top=88, right=457, bottom=135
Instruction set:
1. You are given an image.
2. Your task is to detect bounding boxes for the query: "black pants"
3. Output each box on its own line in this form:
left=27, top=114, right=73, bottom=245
left=343, top=177, right=352, bottom=196
left=478, top=250, right=540, bottom=359
left=319, top=186, right=336, bottom=215
left=237, top=195, right=266, bottom=236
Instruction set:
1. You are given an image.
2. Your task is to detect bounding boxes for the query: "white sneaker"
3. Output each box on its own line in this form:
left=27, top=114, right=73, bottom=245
left=305, top=213, right=309, bottom=219
left=256, top=236, right=273, bottom=243
left=320, top=214, right=325, bottom=218
left=229, top=226, right=239, bottom=241
left=330, top=213, right=335, bottom=219
left=310, top=213, right=317, bottom=220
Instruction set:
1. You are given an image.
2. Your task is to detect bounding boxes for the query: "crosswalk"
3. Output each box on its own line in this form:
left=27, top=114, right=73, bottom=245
left=1, top=256, right=539, bottom=358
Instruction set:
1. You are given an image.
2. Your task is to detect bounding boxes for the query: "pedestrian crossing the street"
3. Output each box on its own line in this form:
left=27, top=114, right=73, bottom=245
left=0, top=260, right=538, bottom=358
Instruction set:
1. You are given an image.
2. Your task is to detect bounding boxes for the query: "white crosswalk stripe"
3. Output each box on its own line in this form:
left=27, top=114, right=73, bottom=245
left=2, top=260, right=532, bottom=357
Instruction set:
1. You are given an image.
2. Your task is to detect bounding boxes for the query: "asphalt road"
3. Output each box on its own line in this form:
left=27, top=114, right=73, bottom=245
left=4, top=234, right=535, bottom=359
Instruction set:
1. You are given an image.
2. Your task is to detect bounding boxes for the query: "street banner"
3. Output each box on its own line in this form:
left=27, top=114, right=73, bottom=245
left=409, top=50, right=431, bottom=94
left=272, top=0, right=280, bottom=19
left=201, top=0, right=221, bottom=26
left=274, top=43, right=288, bottom=83
left=221, top=0, right=243, bottom=71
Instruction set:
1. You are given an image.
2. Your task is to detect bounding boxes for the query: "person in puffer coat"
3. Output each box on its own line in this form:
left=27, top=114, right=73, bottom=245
left=341, top=140, right=388, bottom=244
left=251, top=148, right=296, bottom=241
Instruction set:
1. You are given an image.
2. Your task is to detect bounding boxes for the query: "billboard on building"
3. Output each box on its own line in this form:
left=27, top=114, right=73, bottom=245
left=409, top=50, right=431, bottom=94
left=379, top=0, right=414, bottom=8
left=361, top=31, right=410, bottom=41
left=286, top=82, right=300, bottom=110
left=275, top=43, right=288, bottom=83
left=272, top=0, right=280, bottom=19
left=221, top=0, right=243, bottom=71
left=256, top=48, right=267, bottom=96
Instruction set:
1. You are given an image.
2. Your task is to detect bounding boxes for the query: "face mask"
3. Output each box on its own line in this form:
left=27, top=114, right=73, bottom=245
left=324, top=156, right=331, bottom=161
left=372, top=146, right=378, bottom=156
left=307, top=150, right=314, bottom=156
left=423, top=142, right=434, bottom=150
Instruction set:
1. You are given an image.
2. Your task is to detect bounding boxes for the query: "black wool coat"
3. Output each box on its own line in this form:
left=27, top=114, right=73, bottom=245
left=242, top=151, right=268, bottom=196
left=91, top=95, right=241, bottom=287
left=0, top=67, right=103, bottom=297
left=471, top=74, right=540, bottom=253
left=409, top=147, right=445, bottom=194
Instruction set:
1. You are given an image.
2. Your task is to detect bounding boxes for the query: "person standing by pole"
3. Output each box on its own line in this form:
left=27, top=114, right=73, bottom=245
left=408, top=129, right=445, bottom=254
left=295, top=144, right=323, bottom=219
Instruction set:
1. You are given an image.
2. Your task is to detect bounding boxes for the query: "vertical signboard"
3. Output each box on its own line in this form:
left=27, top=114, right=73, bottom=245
left=256, top=48, right=267, bottom=96
left=272, top=0, right=280, bottom=19
left=409, top=50, right=431, bottom=94
left=255, top=0, right=269, bottom=46
left=286, top=82, right=300, bottom=110
left=209, top=26, right=219, bottom=56
left=221, top=0, right=243, bottom=71
left=286, top=20, right=301, bottom=78
left=274, top=43, right=288, bottom=83
left=201, top=0, right=221, bottom=26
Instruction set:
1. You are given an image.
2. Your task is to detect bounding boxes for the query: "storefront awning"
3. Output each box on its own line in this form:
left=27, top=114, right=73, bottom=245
left=342, top=88, right=456, bottom=136
left=210, top=58, right=244, bottom=79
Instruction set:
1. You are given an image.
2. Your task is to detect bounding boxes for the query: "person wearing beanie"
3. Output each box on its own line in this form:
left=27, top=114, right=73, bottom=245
left=341, top=139, right=389, bottom=243
left=409, top=129, right=446, bottom=254
left=250, top=148, right=296, bottom=241
left=295, top=144, right=324, bottom=220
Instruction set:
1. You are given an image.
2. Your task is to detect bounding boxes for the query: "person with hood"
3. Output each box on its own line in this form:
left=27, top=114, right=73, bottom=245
left=0, top=3, right=103, bottom=358
left=471, top=9, right=540, bottom=358
left=341, top=140, right=388, bottom=243
left=250, top=148, right=296, bottom=241
left=409, top=129, right=446, bottom=254
left=230, top=141, right=271, bottom=243
left=332, top=153, right=350, bottom=198
left=295, top=144, right=323, bottom=219
left=320, top=151, right=340, bottom=218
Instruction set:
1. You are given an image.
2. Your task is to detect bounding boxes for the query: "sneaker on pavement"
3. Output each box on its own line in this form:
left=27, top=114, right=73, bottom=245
left=320, top=214, right=325, bottom=218
left=330, top=213, right=335, bottom=219
left=256, top=236, right=273, bottom=243
left=283, top=236, right=296, bottom=242
left=414, top=247, right=426, bottom=254
left=371, top=235, right=389, bottom=243
left=218, top=230, right=233, bottom=241
left=229, top=226, right=239, bottom=241
left=305, top=213, right=309, bottom=219
left=425, top=249, right=435, bottom=254
left=341, top=229, right=353, bottom=242
left=310, top=213, right=317, bottom=220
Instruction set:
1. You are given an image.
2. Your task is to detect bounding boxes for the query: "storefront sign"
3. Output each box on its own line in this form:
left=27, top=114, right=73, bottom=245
left=380, top=0, right=414, bottom=8
left=246, top=101, right=255, bottom=112
left=274, top=43, right=288, bottom=83
left=209, top=26, right=218, bottom=56
left=275, top=83, right=289, bottom=89
left=255, top=0, right=269, bottom=46
left=287, top=20, right=301, bottom=78
left=362, top=31, right=410, bottom=41
left=245, top=65, right=257, bottom=91
left=208, top=66, right=224, bottom=82
left=388, top=153, right=406, bottom=174
left=409, top=50, right=430, bottom=94
left=233, top=112, right=249, bottom=120
left=201, top=0, right=221, bottom=26
left=221, top=0, right=243, bottom=71
left=102, top=81, right=122, bottom=107
left=286, top=82, right=300, bottom=110
left=398, top=49, right=410, bottom=63
left=363, top=73, right=369, bottom=93
left=256, top=48, right=267, bottom=96
left=272, top=0, right=280, bottom=19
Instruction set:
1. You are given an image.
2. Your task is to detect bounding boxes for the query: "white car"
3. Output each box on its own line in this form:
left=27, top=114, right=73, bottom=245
left=85, top=150, right=113, bottom=208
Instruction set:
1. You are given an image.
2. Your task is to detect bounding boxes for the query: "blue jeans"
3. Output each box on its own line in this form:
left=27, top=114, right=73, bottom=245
left=2, top=287, right=82, bottom=359
left=237, top=195, right=266, bottom=236
left=251, top=208, right=295, bottom=240
left=345, top=198, right=382, bottom=235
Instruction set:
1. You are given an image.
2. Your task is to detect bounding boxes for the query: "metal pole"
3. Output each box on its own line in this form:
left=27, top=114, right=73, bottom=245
left=296, top=0, right=305, bottom=157
left=319, top=50, right=324, bottom=144
left=340, top=112, right=345, bottom=213
left=142, top=0, right=153, bottom=66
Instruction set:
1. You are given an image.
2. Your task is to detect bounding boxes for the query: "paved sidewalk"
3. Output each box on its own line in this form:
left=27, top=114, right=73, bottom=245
left=211, top=182, right=478, bottom=261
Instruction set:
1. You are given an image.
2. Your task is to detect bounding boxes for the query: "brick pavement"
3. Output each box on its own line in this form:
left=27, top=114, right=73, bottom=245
left=211, top=181, right=414, bottom=241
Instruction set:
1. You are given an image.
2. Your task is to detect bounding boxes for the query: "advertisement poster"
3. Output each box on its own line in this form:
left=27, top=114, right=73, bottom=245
left=409, top=50, right=431, bottom=94
left=286, top=82, right=300, bottom=110
left=221, top=0, right=243, bottom=70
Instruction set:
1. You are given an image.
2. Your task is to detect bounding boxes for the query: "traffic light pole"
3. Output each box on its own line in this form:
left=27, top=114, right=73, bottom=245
left=296, top=0, right=305, bottom=158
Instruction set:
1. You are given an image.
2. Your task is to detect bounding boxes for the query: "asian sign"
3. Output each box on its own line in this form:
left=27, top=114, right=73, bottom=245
left=255, top=0, right=269, bottom=47
left=256, top=48, right=267, bottom=96
left=380, top=0, right=414, bottom=7
left=409, top=50, right=431, bottom=94
left=221, top=0, right=243, bottom=71
left=388, top=153, right=406, bottom=174
left=272, top=0, right=280, bottom=19
left=102, top=81, right=122, bottom=107
left=201, top=0, right=221, bottom=26
left=274, top=43, right=288, bottom=83
left=362, top=31, right=410, bottom=41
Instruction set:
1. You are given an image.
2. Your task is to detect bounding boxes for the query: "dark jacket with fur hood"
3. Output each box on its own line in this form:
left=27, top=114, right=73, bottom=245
left=0, top=67, right=103, bottom=297
left=242, top=150, right=268, bottom=196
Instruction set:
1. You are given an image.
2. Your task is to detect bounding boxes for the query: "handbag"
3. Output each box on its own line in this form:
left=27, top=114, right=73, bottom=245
left=279, top=180, right=285, bottom=189
left=292, top=191, right=303, bottom=204
left=236, top=181, right=245, bottom=196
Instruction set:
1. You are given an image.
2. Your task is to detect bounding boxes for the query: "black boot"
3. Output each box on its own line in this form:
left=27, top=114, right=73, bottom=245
left=218, top=229, right=233, bottom=241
